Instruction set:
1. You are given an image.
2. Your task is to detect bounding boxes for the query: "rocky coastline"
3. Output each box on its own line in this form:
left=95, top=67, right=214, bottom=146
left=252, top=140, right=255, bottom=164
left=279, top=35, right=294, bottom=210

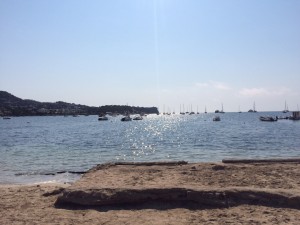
left=0, top=91, right=159, bottom=117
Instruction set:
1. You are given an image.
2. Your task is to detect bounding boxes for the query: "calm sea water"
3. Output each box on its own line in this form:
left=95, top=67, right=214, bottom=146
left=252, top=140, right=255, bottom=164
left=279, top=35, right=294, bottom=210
left=1, top=112, right=300, bottom=184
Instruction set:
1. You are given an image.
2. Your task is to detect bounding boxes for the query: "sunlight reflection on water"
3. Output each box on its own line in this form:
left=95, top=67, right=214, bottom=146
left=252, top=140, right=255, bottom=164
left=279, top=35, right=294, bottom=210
left=0, top=113, right=300, bottom=183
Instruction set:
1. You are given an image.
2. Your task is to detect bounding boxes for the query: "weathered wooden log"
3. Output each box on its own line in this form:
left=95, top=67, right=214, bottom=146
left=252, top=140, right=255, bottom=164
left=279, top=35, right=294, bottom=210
left=222, top=158, right=300, bottom=164
left=89, top=161, right=188, bottom=172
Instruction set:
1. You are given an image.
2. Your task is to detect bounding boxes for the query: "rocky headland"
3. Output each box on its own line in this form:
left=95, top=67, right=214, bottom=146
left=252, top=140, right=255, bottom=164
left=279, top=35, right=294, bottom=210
left=0, top=91, right=159, bottom=116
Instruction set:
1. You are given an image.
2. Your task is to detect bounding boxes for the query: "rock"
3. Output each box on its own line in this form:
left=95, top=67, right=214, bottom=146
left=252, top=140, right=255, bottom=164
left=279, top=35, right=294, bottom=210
left=212, top=165, right=226, bottom=171
left=55, top=187, right=300, bottom=209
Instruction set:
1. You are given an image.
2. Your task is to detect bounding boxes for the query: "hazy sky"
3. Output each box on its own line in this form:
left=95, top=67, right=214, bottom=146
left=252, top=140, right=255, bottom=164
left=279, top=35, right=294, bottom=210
left=1, top=0, right=299, bottom=112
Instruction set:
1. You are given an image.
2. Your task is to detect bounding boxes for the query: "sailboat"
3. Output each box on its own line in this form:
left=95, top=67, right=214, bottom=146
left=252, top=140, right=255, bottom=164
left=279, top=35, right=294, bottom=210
left=216, top=104, right=225, bottom=113
left=180, top=104, right=185, bottom=115
left=205, top=106, right=207, bottom=114
left=189, top=104, right=195, bottom=115
left=283, top=101, right=289, bottom=113
left=248, top=102, right=257, bottom=112
left=220, top=103, right=225, bottom=113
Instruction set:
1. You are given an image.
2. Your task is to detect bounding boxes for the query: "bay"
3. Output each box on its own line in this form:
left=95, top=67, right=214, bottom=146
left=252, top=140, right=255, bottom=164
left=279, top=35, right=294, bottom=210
left=0, top=112, right=299, bottom=184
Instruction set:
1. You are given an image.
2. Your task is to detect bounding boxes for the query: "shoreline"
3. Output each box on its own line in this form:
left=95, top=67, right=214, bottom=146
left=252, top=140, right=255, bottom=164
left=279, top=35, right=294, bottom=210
left=1, top=161, right=300, bottom=224
left=4, top=158, right=300, bottom=185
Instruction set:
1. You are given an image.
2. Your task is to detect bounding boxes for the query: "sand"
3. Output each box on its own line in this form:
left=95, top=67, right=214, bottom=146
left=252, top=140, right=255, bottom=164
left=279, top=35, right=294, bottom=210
left=1, top=161, right=300, bottom=224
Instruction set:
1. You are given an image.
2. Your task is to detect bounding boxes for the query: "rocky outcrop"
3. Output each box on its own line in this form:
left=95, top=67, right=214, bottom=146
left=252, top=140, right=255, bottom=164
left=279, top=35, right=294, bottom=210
left=55, top=187, right=300, bottom=209
left=0, top=91, right=159, bottom=116
left=54, top=161, right=300, bottom=209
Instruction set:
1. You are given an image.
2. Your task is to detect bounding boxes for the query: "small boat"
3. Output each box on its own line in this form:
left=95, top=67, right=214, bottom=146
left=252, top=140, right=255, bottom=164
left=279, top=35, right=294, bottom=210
left=189, top=105, right=195, bottom=115
left=133, top=116, right=143, bottom=120
left=3, top=117, right=11, bottom=120
left=213, top=116, right=221, bottom=121
left=121, top=115, right=132, bottom=121
left=98, top=113, right=108, bottom=121
left=259, top=116, right=278, bottom=122
left=215, top=104, right=225, bottom=113
left=98, top=116, right=108, bottom=121
left=220, top=103, right=225, bottom=113
left=248, top=102, right=257, bottom=112
left=289, top=111, right=300, bottom=121
left=283, top=101, right=289, bottom=113
left=277, top=116, right=289, bottom=120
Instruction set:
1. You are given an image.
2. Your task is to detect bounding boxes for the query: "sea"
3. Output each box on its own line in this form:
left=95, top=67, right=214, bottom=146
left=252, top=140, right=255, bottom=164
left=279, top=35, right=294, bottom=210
left=1, top=112, right=299, bottom=184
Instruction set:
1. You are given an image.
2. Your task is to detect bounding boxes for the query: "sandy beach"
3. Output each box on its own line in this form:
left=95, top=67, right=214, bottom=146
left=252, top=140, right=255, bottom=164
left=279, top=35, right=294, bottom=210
left=1, top=161, right=300, bottom=224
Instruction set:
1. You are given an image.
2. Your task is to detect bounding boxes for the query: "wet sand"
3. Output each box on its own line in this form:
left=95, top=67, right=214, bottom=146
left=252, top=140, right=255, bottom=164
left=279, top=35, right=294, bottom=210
left=1, top=161, right=300, bottom=224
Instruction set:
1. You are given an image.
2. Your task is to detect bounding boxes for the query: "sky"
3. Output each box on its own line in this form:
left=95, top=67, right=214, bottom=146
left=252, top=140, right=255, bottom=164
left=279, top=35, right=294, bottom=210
left=0, top=0, right=300, bottom=112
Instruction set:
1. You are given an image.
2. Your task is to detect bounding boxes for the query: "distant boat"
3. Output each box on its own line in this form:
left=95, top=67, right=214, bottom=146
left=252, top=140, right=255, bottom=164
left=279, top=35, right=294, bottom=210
left=205, top=106, right=207, bottom=114
left=189, top=105, right=195, bottom=115
left=283, top=101, right=289, bottom=113
left=248, top=102, right=257, bottom=113
left=238, top=106, right=242, bottom=113
left=121, top=115, right=132, bottom=121
left=213, top=116, right=221, bottom=121
left=179, top=103, right=186, bottom=114
left=98, top=114, right=108, bottom=121
left=133, top=115, right=143, bottom=120
left=3, top=117, right=11, bottom=120
left=215, top=104, right=225, bottom=113
left=259, top=116, right=278, bottom=122
left=289, top=111, right=300, bottom=121
left=220, top=103, right=225, bottom=113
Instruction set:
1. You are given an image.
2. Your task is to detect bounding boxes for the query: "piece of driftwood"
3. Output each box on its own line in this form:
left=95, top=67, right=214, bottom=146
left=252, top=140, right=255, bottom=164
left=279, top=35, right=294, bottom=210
left=222, top=158, right=300, bottom=164
left=89, top=161, right=188, bottom=172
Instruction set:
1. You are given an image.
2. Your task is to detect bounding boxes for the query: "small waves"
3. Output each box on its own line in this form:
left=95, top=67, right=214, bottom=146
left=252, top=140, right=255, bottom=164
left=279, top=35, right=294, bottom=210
left=1, top=113, right=300, bottom=183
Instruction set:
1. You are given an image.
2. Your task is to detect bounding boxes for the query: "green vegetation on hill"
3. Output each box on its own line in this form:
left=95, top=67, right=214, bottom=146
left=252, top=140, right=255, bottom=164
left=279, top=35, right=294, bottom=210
left=0, top=91, right=159, bottom=116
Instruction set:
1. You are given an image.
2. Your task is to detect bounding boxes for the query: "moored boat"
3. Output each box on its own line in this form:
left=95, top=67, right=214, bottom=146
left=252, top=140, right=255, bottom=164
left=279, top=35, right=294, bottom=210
left=98, top=114, right=108, bottom=121
left=289, top=111, right=300, bottom=121
left=121, top=115, right=132, bottom=121
left=259, top=116, right=278, bottom=122
left=133, top=116, right=143, bottom=120
left=283, top=101, right=289, bottom=113
left=213, top=116, right=221, bottom=121
left=98, top=116, right=108, bottom=121
left=248, top=102, right=257, bottom=112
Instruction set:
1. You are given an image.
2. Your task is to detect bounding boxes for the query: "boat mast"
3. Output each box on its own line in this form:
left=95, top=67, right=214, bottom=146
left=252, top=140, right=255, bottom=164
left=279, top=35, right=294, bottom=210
left=285, top=101, right=287, bottom=111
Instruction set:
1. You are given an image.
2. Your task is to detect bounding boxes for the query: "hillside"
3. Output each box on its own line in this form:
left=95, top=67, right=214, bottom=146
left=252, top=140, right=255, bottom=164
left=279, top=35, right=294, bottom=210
left=0, top=91, right=159, bottom=116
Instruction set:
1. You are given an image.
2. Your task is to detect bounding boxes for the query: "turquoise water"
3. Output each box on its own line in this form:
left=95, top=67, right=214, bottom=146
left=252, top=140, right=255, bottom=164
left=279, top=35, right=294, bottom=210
left=0, top=112, right=299, bottom=184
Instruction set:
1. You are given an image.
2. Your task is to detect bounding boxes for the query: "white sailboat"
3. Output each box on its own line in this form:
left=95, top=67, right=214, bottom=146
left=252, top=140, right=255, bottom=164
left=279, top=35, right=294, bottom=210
left=283, top=101, right=289, bottom=113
